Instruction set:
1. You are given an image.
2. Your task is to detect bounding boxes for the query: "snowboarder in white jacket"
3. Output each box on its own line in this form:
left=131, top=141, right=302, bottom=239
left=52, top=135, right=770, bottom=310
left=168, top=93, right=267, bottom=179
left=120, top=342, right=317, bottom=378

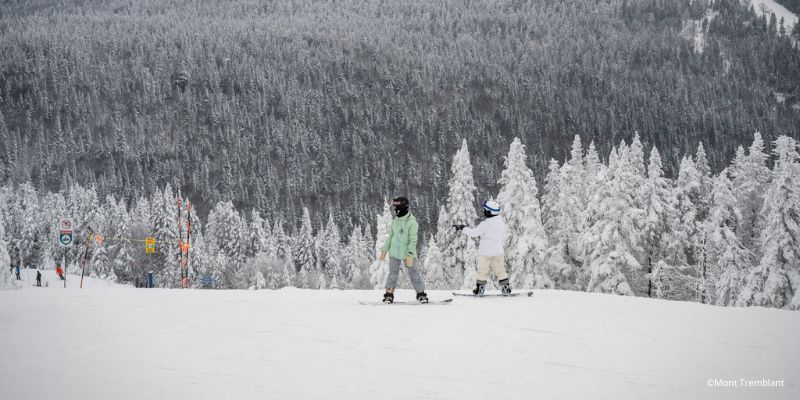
left=454, top=200, right=511, bottom=296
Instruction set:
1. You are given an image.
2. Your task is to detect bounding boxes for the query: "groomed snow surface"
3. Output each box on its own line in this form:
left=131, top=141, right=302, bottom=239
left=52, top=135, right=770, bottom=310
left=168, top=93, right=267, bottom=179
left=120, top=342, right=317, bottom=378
left=751, top=0, right=799, bottom=31
left=1, top=271, right=798, bottom=400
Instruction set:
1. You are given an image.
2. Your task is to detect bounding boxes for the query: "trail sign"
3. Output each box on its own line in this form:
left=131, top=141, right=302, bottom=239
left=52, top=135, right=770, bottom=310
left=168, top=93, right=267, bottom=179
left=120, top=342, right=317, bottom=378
left=145, top=237, right=156, bottom=253
left=58, top=217, right=74, bottom=247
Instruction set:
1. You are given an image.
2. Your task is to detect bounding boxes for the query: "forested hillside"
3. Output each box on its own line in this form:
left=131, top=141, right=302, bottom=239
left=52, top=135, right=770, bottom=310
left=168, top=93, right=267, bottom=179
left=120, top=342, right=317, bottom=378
left=1, top=0, right=798, bottom=230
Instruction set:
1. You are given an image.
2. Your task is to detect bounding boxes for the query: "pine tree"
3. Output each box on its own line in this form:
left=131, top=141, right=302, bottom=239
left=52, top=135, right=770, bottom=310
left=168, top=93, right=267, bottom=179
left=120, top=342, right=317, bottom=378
left=731, top=132, right=771, bottom=253
left=496, top=138, right=549, bottom=289
left=316, top=212, right=342, bottom=282
left=695, top=142, right=713, bottom=222
left=641, top=147, right=681, bottom=297
left=14, top=182, right=41, bottom=268
left=437, top=139, right=478, bottom=287
left=90, top=245, right=115, bottom=282
left=432, top=205, right=457, bottom=288
left=675, top=156, right=702, bottom=267
left=423, top=236, right=446, bottom=289
left=628, top=133, right=646, bottom=178
left=370, top=203, right=392, bottom=289
left=247, top=210, right=269, bottom=258
left=206, top=201, right=245, bottom=288
left=541, top=159, right=561, bottom=246
left=109, top=197, right=135, bottom=283
left=149, top=186, right=178, bottom=283
left=705, top=171, right=754, bottom=306
left=292, top=207, right=316, bottom=273
left=581, top=143, right=646, bottom=295
left=0, top=213, right=17, bottom=290
left=551, top=136, right=586, bottom=288
left=738, top=136, right=800, bottom=309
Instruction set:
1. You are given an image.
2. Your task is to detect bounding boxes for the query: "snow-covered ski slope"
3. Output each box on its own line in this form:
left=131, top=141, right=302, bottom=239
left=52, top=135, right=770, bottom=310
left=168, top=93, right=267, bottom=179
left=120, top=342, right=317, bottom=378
left=1, top=279, right=798, bottom=400
left=750, top=0, right=798, bottom=30
left=6, top=269, right=130, bottom=290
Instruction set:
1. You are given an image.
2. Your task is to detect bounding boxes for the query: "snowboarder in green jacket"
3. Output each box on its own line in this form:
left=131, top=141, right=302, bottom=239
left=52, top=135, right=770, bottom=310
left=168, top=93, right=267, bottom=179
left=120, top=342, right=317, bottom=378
left=378, top=196, right=428, bottom=303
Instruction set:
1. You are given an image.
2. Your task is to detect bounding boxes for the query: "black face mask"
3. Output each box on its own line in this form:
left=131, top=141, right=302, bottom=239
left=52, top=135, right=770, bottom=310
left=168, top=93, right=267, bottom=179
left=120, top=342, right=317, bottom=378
left=484, top=210, right=495, bottom=218
left=393, top=205, right=409, bottom=217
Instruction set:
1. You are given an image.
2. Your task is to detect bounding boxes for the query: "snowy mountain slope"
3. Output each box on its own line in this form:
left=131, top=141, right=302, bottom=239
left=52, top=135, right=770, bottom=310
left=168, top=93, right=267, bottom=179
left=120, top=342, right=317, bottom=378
left=751, top=0, right=799, bottom=30
left=1, top=287, right=797, bottom=400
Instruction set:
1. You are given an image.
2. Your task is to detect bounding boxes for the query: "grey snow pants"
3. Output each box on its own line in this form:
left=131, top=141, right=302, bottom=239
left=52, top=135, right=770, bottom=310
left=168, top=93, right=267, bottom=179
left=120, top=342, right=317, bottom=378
left=385, top=257, right=425, bottom=292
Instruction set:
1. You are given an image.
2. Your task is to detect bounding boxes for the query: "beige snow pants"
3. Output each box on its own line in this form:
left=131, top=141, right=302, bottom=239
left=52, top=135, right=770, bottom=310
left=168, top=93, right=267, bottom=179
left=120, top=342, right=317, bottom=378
left=476, top=255, right=508, bottom=283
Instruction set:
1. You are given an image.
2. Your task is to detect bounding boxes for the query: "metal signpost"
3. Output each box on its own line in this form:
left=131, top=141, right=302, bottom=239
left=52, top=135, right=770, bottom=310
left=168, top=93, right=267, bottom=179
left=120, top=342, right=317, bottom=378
left=58, top=217, right=74, bottom=288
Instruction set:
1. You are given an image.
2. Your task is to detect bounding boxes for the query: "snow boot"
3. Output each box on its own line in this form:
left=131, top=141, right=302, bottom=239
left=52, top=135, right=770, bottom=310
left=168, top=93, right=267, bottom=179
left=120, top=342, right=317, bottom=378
left=499, top=278, right=512, bottom=295
left=473, top=281, right=486, bottom=296
left=383, top=292, right=394, bottom=304
left=416, top=291, right=429, bottom=304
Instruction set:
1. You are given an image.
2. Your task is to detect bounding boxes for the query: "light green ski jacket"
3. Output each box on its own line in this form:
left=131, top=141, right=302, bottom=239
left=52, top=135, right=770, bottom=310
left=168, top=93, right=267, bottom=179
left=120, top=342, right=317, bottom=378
left=381, top=213, right=419, bottom=260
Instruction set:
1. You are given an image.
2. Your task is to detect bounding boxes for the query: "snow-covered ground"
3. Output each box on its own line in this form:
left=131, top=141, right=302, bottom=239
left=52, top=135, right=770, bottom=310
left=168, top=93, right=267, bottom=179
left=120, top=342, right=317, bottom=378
left=1, top=274, right=798, bottom=400
left=750, top=0, right=798, bottom=31
left=6, top=269, right=130, bottom=290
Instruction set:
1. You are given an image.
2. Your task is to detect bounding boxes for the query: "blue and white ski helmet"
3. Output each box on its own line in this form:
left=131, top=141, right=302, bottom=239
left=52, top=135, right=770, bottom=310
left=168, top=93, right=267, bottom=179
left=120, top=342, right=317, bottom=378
left=483, top=200, right=501, bottom=215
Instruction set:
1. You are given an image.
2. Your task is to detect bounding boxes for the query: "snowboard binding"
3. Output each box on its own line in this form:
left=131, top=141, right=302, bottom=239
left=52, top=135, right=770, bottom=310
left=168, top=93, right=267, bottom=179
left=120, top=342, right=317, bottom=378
left=473, top=281, right=486, bottom=297
left=383, top=292, right=394, bottom=304
left=499, top=278, right=512, bottom=295
left=416, top=291, right=429, bottom=304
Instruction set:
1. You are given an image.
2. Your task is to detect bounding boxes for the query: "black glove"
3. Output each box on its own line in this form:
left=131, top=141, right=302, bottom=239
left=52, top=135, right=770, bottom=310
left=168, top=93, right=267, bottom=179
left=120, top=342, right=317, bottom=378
left=453, top=224, right=466, bottom=232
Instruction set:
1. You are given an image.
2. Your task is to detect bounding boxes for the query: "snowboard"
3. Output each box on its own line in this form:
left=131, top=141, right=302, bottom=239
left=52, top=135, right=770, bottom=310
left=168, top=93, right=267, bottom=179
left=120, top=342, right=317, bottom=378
left=358, top=298, right=453, bottom=306
left=452, top=291, right=533, bottom=297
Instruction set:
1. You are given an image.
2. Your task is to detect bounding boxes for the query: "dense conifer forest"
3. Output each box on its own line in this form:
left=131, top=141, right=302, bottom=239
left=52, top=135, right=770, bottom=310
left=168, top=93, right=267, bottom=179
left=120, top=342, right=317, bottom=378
left=1, top=0, right=798, bottom=230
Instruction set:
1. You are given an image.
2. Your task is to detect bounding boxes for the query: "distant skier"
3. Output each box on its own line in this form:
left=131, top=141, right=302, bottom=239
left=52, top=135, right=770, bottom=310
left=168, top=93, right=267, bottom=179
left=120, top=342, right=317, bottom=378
left=36, top=270, right=42, bottom=287
left=454, top=200, right=511, bottom=296
left=56, top=264, right=65, bottom=280
left=15, top=264, right=21, bottom=280
left=378, top=196, right=428, bottom=304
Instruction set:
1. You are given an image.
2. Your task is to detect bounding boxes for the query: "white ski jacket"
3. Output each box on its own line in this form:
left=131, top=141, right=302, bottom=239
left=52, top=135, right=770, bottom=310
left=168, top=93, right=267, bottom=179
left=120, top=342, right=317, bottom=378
left=462, top=216, right=506, bottom=256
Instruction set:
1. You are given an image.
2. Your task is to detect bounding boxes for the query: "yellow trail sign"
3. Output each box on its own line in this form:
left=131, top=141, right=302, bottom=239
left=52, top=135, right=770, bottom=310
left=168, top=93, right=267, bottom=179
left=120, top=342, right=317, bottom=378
left=145, top=237, right=156, bottom=254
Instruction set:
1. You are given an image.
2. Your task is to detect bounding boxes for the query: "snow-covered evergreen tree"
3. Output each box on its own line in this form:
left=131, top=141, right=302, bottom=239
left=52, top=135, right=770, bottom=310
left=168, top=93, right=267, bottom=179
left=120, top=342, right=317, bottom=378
left=550, top=136, right=586, bottom=288
left=581, top=143, right=646, bottom=295
left=107, top=196, right=135, bottom=283
left=731, top=132, right=771, bottom=253
left=496, top=138, right=549, bottom=289
left=269, top=220, right=292, bottom=267
left=437, top=139, right=478, bottom=288
left=292, top=207, right=316, bottom=273
left=695, top=142, right=713, bottom=219
left=247, top=210, right=270, bottom=258
left=675, top=156, right=702, bottom=267
left=0, top=213, right=18, bottom=290
left=90, top=245, right=116, bottom=282
left=423, top=236, right=445, bottom=289
left=738, top=136, right=800, bottom=309
left=705, top=171, right=753, bottom=306
left=13, top=182, right=41, bottom=268
left=206, top=201, right=245, bottom=288
left=148, top=186, right=179, bottom=283
left=628, top=133, right=646, bottom=179
left=541, top=159, right=561, bottom=246
left=369, top=201, right=392, bottom=289
left=316, top=212, right=342, bottom=283
left=640, top=147, right=681, bottom=297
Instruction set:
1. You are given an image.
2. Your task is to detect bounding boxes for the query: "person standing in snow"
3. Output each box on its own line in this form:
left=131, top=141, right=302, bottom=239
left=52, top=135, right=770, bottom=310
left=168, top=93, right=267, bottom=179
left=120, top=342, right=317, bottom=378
left=36, top=270, right=42, bottom=287
left=454, top=200, right=511, bottom=296
left=15, top=263, right=21, bottom=280
left=378, top=196, right=428, bottom=304
left=56, top=264, right=65, bottom=280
